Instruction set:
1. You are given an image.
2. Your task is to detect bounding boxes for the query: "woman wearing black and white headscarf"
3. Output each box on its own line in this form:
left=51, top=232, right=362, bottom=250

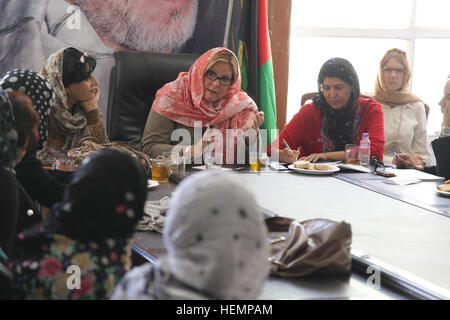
left=112, top=171, right=270, bottom=300
left=0, top=69, right=54, bottom=150
left=0, top=89, right=40, bottom=257
left=268, top=57, right=385, bottom=163
left=1, top=69, right=68, bottom=208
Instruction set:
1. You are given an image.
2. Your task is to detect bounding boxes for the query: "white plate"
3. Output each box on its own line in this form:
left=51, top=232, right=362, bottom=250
left=436, top=188, right=450, bottom=197
left=288, top=164, right=340, bottom=175
left=147, top=180, right=160, bottom=189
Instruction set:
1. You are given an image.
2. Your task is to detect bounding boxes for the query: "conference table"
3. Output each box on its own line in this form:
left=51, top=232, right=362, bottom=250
left=131, top=163, right=450, bottom=300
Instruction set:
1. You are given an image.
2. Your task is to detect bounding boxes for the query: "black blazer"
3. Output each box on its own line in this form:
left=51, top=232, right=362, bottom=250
left=424, top=137, right=450, bottom=179
left=432, top=137, right=450, bottom=180
left=0, top=168, right=40, bottom=257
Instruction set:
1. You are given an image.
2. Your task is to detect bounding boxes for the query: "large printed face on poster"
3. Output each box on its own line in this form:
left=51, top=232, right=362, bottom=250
left=0, top=0, right=240, bottom=126
left=69, top=0, right=198, bottom=52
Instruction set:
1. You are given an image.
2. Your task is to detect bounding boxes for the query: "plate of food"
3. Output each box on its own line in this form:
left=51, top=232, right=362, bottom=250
left=147, top=179, right=160, bottom=189
left=437, top=180, right=450, bottom=197
left=288, top=160, right=340, bottom=175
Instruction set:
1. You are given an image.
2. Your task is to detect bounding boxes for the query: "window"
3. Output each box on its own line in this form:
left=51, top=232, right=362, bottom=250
left=288, top=0, right=450, bottom=136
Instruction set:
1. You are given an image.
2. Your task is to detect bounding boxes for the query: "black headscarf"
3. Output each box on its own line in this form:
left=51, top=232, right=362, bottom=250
left=19, top=149, right=147, bottom=243
left=0, top=69, right=54, bottom=150
left=312, top=58, right=361, bottom=150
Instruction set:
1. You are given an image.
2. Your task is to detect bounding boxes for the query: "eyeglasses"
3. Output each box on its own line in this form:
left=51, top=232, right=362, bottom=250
left=205, top=70, right=232, bottom=86
left=382, top=67, right=405, bottom=75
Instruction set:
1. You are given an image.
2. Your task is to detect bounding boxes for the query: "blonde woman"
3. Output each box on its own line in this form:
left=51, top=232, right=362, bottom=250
left=373, top=48, right=432, bottom=164
left=141, top=47, right=264, bottom=163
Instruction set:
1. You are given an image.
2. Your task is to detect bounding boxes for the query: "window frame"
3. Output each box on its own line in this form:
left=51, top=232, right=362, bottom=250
left=288, top=0, right=450, bottom=136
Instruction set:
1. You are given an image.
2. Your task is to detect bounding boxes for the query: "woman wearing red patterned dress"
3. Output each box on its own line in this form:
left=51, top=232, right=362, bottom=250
left=268, top=57, right=385, bottom=163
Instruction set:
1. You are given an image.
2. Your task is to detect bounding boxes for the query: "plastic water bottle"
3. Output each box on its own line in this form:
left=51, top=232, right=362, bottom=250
left=359, top=132, right=371, bottom=166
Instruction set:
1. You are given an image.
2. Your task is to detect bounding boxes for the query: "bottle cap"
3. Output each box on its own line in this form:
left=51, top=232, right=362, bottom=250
left=362, top=132, right=369, bottom=138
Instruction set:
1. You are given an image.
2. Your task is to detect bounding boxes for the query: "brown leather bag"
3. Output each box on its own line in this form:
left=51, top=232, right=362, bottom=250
left=266, top=216, right=352, bottom=277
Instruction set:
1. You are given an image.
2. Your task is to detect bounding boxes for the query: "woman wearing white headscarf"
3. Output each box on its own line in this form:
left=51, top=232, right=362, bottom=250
left=373, top=48, right=432, bottom=164
left=111, top=171, right=270, bottom=300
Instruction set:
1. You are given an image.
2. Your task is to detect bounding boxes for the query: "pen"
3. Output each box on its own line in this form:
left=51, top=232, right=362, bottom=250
left=282, top=139, right=292, bottom=151
left=392, top=152, right=399, bottom=159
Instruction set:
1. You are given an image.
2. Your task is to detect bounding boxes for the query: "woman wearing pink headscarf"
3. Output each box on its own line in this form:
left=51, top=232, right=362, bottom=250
left=141, top=47, right=264, bottom=164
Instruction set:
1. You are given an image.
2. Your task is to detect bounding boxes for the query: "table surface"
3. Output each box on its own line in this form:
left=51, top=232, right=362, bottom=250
left=133, top=165, right=450, bottom=299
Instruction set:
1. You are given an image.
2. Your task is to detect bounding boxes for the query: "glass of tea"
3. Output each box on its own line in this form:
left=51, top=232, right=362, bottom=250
left=249, top=152, right=269, bottom=172
left=345, top=144, right=360, bottom=164
left=151, top=156, right=170, bottom=182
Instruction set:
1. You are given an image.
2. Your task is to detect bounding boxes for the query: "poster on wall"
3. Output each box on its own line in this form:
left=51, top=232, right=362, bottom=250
left=0, top=0, right=241, bottom=125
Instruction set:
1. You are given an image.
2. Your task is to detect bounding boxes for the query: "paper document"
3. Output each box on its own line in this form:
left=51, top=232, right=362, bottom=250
left=383, top=176, right=421, bottom=185
left=392, top=169, right=445, bottom=181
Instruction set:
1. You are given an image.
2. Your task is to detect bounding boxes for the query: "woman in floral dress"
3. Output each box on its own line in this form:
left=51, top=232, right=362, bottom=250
left=9, top=149, right=147, bottom=299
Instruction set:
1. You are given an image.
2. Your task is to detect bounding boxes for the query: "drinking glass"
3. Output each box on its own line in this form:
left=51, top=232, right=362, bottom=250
left=151, top=156, right=170, bottom=182
left=345, top=144, right=360, bottom=164
left=55, top=158, right=76, bottom=172
left=204, top=153, right=222, bottom=170
left=250, top=152, right=269, bottom=172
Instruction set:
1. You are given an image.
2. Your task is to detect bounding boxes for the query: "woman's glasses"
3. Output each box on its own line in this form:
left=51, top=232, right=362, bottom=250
left=382, top=67, right=405, bottom=75
left=205, top=70, right=232, bottom=86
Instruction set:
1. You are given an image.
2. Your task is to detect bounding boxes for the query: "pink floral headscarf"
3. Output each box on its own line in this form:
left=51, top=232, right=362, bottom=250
left=153, top=47, right=257, bottom=135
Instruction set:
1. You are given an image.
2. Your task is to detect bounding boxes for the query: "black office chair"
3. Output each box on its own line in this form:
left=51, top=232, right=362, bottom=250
left=106, top=51, right=198, bottom=148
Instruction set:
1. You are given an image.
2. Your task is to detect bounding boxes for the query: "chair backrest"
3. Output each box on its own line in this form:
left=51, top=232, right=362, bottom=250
left=301, top=92, right=318, bottom=105
left=106, top=51, right=198, bottom=147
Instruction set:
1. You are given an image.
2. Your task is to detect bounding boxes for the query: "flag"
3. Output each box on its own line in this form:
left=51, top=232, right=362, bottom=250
left=238, top=0, right=277, bottom=145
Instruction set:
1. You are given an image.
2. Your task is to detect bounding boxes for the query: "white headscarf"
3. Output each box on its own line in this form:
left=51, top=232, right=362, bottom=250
left=162, top=171, right=269, bottom=299
left=111, top=171, right=270, bottom=300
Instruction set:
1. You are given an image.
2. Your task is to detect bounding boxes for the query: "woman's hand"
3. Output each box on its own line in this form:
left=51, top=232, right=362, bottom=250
left=79, top=87, right=100, bottom=113
left=255, top=111, right=264, bottom=127
left=300, top=153, right=328, bottom=163
left=276, top=148, right=300, bottom=163
left=244, top=111, right=264, bottom=131
left=393, top=153, right=425, bottom=171
left=191, top=126, right=213, bottom=159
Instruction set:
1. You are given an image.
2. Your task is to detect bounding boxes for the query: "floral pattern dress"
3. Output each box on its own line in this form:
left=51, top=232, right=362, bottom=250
left=9, top=234, right=132, bottom=300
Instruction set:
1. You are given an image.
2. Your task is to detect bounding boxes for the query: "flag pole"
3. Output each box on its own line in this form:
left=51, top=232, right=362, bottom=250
left=223, top=0, right=235, bottom=48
